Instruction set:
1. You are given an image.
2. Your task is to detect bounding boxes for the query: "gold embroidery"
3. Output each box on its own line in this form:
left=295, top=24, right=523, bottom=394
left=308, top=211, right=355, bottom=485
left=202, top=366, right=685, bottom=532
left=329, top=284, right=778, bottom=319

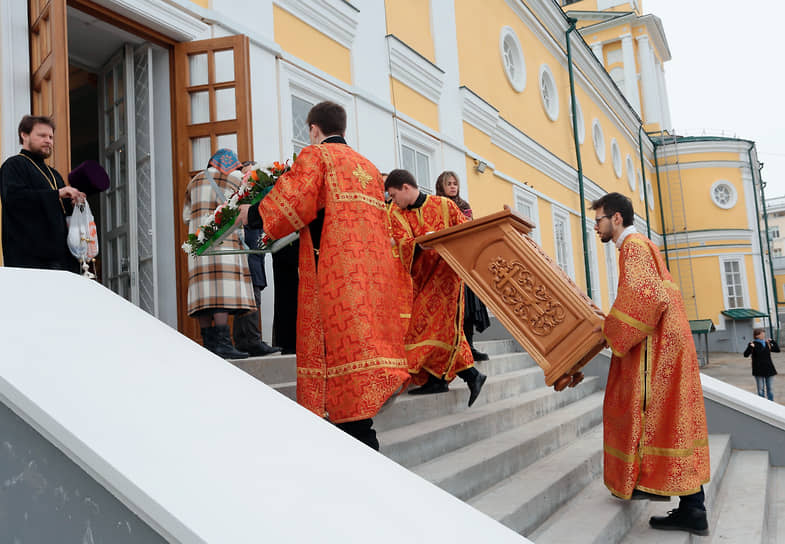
left=297, top=357, right=408, bottom=379
left=335, top=192, right=385, bottom=209
left=610, top=307, right=655, bottom=335
left=317, top=145, right=341, bottom=199
left=642, top=438, right=709, bottom=457
left=400, top=313, right=411, bottom=318
left=604, top=444, right=637, bottom=463
left=405, top=339, right=454, bottom=351
left=270, top=191, right=305, bottom=230
left=352, top=164, right=374, bottom=189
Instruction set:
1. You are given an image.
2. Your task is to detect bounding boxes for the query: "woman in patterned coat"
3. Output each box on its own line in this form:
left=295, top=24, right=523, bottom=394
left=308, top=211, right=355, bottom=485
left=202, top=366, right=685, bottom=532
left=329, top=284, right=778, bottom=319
left=183, top=148, right=255, bottom=358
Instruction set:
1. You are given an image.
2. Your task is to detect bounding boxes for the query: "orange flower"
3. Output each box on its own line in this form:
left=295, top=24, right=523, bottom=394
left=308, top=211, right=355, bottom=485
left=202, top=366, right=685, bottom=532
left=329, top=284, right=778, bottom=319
left=250, top=170, right=259, bottom=181
left=273, top=161, right=285, bottom=172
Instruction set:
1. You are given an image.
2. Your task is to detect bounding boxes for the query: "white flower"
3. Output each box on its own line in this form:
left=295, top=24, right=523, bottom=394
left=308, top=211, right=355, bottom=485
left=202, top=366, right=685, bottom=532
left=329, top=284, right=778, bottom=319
left=197, top=230, right=206, bottom=242
left=228, top=194, right=239, bottom=208
left=181, top=242, right=190, bottom=254
left=261, top=162, right=276, bottom=172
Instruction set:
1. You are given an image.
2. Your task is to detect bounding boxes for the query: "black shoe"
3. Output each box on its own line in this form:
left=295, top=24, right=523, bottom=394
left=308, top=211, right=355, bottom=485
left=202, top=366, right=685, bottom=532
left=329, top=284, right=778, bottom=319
left=649, top=507, right=708, bottom=536
left=408, top=379, right=449, bottom=395
left=471, top=348, right=489, bottom=361
left=280, top=348, right=296, bottom=355
left=240, top=341, right=282, bottom=356
left=211, top=325, right=249, bottom=359
left=467, top=372, right=487, bottom=407
left=630, top=489, right=671, bottom=502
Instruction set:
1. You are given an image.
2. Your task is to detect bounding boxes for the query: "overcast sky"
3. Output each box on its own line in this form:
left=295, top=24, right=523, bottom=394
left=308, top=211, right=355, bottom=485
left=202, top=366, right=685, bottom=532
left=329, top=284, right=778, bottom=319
left=645, top=1, right=785, bottom=198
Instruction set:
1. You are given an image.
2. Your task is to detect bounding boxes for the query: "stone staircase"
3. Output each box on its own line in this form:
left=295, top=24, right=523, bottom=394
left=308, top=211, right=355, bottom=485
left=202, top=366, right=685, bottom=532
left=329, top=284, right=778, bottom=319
left=231, top=339, right=784, bottom=542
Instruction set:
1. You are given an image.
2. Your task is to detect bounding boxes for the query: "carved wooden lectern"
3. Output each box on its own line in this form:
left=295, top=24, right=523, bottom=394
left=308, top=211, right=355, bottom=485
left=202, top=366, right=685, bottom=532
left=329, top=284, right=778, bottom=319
left=416, top=210, right=605, bottom=391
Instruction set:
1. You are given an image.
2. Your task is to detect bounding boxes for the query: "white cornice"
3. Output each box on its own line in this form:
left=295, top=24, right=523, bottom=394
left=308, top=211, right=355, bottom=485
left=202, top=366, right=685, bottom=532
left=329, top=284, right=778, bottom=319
left=274, top=0, right=359, bottom=49
left=460, top=86, right=500, bottom=135
left=702, top=373, right=785, bottom=432
left=95, top=0, right=208, bottom=41
left=656, top=139, right=753, bottom=159
left=665, top=229, right=755, bottom=246
left=386, top=35, right=445, bottom=104
left=656, top=160, right=747, bottom=172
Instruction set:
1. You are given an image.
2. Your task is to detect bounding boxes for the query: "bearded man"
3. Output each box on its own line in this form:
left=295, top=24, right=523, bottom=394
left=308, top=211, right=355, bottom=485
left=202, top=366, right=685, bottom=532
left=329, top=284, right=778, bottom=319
left=0, top=115, right=84, bottom=270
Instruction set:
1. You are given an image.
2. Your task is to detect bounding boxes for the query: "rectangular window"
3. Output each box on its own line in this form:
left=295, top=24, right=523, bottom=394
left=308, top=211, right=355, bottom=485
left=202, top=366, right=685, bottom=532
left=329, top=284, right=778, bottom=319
left=723, top=259, right=745, bottom=309
left=605, top=243, right=618, bottom=306
left=586, top=223, right=601, bottom=305
left=551, top=206, right=573, bottom=279
left=291, top=95, right=315, bottom=153
left=770, top=226, right=780, bottom=240
left=401, top=143, right=431, bottom=193
left=513, top=186, right=540, bottom=243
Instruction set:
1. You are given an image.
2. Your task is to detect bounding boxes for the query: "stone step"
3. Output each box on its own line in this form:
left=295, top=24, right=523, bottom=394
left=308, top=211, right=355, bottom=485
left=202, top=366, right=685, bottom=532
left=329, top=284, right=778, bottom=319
left=230, top=353, right=297, bottom=384
left=412, top=392, right=604, bottom=501
left=381, top=377, right=602, bottom=468
left=375, top=366, right=548, bottom=431
left=618, top=433, right=732, bottom=544
left=766, top=467, right=785, bottom=544
left=474, top=338, right=523, bottom=356
left=470, top=426, right=604, bottom=536
left=530, top=477, right=648, bottom=544
left=709, top=450, right=770, bottom=543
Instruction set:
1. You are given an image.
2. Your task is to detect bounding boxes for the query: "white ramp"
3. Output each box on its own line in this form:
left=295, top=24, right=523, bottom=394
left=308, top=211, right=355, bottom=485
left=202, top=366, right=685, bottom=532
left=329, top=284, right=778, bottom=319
left=0, top=268, right=527, bottom=543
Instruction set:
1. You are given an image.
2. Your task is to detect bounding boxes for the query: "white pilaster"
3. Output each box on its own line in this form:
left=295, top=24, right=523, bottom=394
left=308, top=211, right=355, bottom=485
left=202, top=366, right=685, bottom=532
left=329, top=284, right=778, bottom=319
left=431, top=0, right=468, bottom=195
left=591, top=42, right=604, bottom=64
left=635, top=34, right=660, bottom=125
left=656, top=62, right=672, bottom=131
left=0, top=0, right=31, bottom=162
left=620, top=33, right=641, bottom=114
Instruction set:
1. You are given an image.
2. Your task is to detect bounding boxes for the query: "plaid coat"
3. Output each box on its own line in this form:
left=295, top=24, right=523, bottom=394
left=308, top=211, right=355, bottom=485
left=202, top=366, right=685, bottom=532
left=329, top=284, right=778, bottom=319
left=182, top=168, right=255, bottom=316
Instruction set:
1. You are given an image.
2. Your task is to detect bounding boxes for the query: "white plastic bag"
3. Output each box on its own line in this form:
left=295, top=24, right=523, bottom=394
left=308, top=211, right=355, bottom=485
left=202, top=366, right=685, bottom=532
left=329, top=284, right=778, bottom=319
left=67, top=201, right=99, bottom=260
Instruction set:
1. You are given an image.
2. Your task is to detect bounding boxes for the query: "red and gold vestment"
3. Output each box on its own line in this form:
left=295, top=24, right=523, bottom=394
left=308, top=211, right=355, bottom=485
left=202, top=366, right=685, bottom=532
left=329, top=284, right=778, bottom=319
left=257, top=143, right=410, bottom=423
left=602, top=233, right=710, bottom=498
left=389, top=194, right=474, bottom=384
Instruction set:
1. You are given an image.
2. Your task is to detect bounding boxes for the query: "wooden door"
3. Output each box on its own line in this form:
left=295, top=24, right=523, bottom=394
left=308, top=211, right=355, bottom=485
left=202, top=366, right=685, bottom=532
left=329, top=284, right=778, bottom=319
left=28, top=0, right=71, bottom=175
left=172, top=35, right=254, bottom=339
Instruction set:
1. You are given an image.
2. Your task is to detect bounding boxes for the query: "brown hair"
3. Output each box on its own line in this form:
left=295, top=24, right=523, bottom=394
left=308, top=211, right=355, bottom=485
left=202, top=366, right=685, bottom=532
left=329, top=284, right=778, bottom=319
left=306, top=101, right=346, bottom=136
left=435, top=170, right=471, bottom=215
left=590, top=192, right=634, bottom=226
left=18, top=115, right=55, bottom=144
left=753, top=328, right=765, bottom=337
left=384, top=169, right=418, bottom=191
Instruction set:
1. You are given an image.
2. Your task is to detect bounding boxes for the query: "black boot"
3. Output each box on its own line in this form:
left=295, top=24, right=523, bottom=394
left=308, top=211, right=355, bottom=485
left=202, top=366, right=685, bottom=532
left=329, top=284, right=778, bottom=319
left=471, top=347, right=489, bottom=362
left=649, top=507, right=708, bottom=536
left=458, top=367, right=487, bottom=407
left=211, top=325, right=249, bottom=359
left=239, top=340, right=281, bottom=356
left=408, top=375, right=449, bottom=395
left=200, top=327, right=216, bottom=352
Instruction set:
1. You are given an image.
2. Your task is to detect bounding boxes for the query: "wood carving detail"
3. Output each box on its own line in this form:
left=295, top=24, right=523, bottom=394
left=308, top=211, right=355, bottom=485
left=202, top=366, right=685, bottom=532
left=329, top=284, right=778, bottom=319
left=489, top=256, right=566, bottom=336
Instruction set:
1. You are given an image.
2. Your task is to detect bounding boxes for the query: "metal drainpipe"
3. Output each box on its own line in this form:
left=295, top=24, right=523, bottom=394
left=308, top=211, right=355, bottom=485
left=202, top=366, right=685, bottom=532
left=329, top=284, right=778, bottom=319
left=748, top=146, right=776, bottom=338
left=652, top=142, right=670, bottom=269
left=566, top=19, right=592, bottom=299
left=638, top=126, right=651, bottom=238
left=760, top=179, right=781, bottom=335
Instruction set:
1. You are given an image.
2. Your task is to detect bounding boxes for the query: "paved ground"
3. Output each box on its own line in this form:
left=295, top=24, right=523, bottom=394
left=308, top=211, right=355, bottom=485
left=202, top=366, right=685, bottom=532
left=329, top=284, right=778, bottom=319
left=700, top=350, right=785, bottom=406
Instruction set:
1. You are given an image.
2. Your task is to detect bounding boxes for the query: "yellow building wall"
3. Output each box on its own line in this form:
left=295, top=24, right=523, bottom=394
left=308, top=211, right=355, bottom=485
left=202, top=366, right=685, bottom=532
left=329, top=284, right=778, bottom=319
left=391, top=79, right=440, bottom=133
left=188, top=0, right=209, bottom=8
left=273, top=6, right=352, bottom=85
left=775, top=273, right=785, bottom=304
left=661, top=165, right=748, bottom=231
left=384, top=0, right=435, bottom=63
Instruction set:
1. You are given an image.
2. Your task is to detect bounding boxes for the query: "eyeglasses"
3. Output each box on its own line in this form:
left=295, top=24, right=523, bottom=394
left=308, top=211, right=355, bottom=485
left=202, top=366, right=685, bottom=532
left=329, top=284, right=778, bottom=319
left=594, top=215, right=612, bottom=226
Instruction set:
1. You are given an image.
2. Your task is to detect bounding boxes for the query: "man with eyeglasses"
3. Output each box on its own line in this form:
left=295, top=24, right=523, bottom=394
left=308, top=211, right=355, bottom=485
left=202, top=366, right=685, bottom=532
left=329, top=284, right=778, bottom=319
left=591, top=192, right=710, bottom=536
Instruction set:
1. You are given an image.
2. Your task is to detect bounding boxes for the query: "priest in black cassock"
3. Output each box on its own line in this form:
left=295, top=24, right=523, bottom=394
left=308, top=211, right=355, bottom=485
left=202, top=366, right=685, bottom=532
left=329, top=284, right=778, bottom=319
left=0, top=115, right=84, bottom=271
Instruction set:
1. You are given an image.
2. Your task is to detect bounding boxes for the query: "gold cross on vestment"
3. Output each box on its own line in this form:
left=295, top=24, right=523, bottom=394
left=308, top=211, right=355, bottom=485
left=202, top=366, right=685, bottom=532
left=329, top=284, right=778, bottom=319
left=353, top=164, right=374, bottom=189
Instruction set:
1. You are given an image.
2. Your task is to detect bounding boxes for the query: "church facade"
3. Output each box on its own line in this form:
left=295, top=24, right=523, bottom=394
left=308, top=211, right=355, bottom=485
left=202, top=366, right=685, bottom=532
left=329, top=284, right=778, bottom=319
left=0, top=0, right=776, bottom=347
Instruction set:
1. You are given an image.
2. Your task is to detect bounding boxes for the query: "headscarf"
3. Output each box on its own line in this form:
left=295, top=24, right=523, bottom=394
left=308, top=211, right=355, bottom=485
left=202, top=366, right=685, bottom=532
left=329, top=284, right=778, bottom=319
left=208, top=148, right=242, bottom=175
left=435, top=170, right=472, bottom=218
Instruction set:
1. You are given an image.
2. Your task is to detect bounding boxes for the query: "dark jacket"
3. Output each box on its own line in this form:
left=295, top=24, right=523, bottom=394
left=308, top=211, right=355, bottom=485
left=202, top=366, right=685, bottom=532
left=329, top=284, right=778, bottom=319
left=743, top=339, right=779, bottom=377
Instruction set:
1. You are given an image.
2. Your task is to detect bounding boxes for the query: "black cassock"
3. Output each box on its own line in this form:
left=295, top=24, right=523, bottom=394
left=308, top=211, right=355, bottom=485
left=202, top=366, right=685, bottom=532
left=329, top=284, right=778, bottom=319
left=0, top=149, right=76, bottom=270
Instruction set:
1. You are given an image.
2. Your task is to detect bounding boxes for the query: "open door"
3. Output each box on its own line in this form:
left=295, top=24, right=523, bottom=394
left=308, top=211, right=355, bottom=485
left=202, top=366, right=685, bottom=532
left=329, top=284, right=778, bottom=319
left=29, top=0, right=71, bottom=174
left=98, top=44, right=158, bottom=315
left=172, top=35, right=254, bottom=339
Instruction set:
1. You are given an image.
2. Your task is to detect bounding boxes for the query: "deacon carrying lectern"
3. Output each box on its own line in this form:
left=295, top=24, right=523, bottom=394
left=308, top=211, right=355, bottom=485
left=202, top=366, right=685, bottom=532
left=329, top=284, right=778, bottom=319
left=416, top=210, right=605, bottom=391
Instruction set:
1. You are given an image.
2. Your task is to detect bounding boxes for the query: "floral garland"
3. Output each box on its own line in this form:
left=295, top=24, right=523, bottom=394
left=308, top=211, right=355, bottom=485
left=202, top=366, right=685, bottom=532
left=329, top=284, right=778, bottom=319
left=182, top=157, right=294, bottom=256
